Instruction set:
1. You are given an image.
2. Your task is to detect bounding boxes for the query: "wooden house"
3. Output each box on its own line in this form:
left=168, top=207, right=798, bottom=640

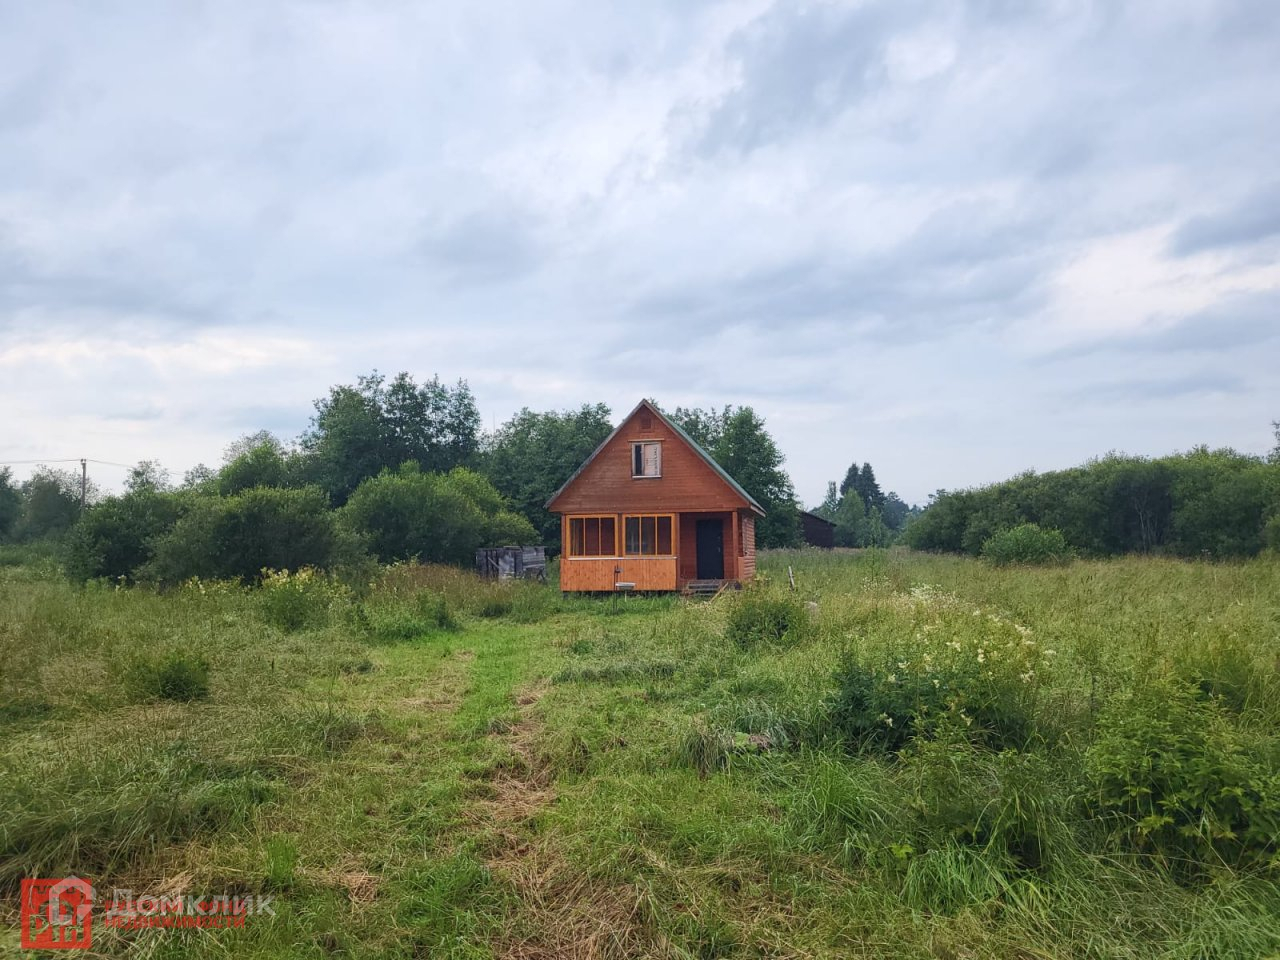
left=546, top=399, right=765, bottom=593
left=799, top=510, right=836, bottom=548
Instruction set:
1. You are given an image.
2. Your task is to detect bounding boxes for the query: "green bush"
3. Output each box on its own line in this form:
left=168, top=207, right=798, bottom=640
left=63, top=490, right=186, bottom=582
left=123, top=651, right=211, bottom=703
left=341, top=464, right=537, bottom=566
left=1086, top=678, right=1280, bottom=869
left=1265, top=514, right=1280, bottom=554
left=828, top=607, right=1048, bottom=752
left=724, top=588, right=809, bottom=649
left=980, top=523, right=1071, bottom=566
left=258, top=567, right=350, bottom=631
left=142, top=486, right=359, bottom=584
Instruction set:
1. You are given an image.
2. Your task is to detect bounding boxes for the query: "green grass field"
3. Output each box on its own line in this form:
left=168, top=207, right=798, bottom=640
left=2, top=550, right=1279, bottom=959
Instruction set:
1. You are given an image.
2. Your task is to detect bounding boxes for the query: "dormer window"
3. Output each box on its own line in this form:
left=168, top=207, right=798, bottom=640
left=632, top=441, right=661, bottom=478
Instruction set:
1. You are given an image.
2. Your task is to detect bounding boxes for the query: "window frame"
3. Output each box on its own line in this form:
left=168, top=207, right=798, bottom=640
left=566, top=514, right=618, bottom=558
left=622, top=513, right=675, bottom=557
left=631, top=440, right=662, bottom=478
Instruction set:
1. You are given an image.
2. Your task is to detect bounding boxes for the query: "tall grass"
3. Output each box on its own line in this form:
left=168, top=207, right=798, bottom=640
left=2, top=550, right=1278, bottom=957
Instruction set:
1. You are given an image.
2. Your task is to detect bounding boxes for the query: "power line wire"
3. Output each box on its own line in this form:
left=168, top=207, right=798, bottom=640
left=0, top=458, right=135, bottom=468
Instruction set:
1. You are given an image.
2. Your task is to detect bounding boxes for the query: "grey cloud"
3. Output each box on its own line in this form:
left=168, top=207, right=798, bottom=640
left=418, top=206, right=543, bottom=285
left=1043, top=290, right=1280, bottom=361
left=1074, top=374, right=1246, bottom=404
left=1169, top=183, right=1280, bottom=256
left=695, top=2, right=916, bottom=156
left=1, top=0, right=1277, bottom=501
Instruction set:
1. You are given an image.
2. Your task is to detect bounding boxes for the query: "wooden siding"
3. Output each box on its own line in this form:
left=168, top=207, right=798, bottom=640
left=559, top=556, right=677, bottom=592
left=799, top=511, right=835, bottom=548
left=741, top=515, right=756, bottom=580
left=547, top=410, right=753, bottom=515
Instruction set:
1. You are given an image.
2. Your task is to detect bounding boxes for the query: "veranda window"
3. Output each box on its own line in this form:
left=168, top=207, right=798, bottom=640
left=568, top=516, right=616, bottom=556
left=623, top=515, right=673, bottom=556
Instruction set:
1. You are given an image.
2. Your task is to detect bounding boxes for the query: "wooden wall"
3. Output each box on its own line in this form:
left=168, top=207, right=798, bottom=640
left=559, top=557, right=677, bottom=592
left=548, top=407, right=754, bottom=515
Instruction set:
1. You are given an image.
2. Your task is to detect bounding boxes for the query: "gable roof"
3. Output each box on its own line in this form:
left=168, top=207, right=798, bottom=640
left=545, top=399, right=765, bottom=515
left=799, top=509, right=835, bottom=528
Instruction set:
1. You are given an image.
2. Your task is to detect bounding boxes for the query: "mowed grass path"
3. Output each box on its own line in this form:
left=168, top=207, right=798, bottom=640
left=3, top=553, right=1280, bottom=958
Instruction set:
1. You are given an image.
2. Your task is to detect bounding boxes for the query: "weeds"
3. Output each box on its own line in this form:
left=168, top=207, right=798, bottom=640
left=122, top=650, right=211, bottom=703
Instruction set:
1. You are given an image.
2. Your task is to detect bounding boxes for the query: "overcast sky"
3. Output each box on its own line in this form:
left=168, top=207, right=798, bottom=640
left=2, top=0, right=1277, bottom=506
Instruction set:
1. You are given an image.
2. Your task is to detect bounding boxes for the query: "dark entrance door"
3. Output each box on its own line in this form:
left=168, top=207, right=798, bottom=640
left=695, top=518, right=724, bottom=580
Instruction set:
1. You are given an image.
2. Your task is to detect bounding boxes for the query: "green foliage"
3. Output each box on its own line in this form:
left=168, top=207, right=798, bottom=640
left=1266, top=514, right=1280, bottom=554
left=342, top=464, right=535, bottom=565
left=63, top=489, right=186, bottom=582
left=218, top=441, right=296, bottom=495
left=12, top=467, right=95, bottom=542
left=832, top=489, right=865, bottom=547
left=980, top=523, right=1072, bottom=566
left=724, top=587, right=809, bottom=649
left=480, top=403, right=614, bottom=546
left=301, top=371, right=481, bottom=505
left=0, top=467, right=23, bottom=541
left=828, top=591, right=1048, bottom=751
left=123, top=651, right=212, bottom=703
left=358, top=591, right=458, bottom=642
left=263, top=835, right=299, bottom=890
left=820, top=461, right=910, bottom=544
left=1086, top=678, right=1280, bottom=869
left=907, top=449, right=1280, bottom=559
left=258, top=567, right=350, bottom=631
left=668, top=404, right=801, bottom=548
left=143, top=486, right=354, bottom=583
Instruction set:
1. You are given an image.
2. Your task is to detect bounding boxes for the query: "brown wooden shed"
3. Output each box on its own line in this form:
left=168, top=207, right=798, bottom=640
left=799, top=510, right=836, bottom=548
left=546, top=399, right=765, bottom=592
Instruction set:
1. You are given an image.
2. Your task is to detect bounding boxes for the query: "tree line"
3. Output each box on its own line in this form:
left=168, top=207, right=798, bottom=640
left=904, top=432, right=1280, bottom=560
left=810, top=461, right=919, bottom=547
left=0, top=372, right=821, bottom=582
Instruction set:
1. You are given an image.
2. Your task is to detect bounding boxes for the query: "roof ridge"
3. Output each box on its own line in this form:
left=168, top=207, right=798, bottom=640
left=544, top=399, right=765, bottom=515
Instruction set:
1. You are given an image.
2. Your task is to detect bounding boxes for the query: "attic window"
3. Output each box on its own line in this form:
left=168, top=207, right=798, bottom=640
left=632, top=441, right=661, bottom=478
left=639, top=413, right=653, bottom=430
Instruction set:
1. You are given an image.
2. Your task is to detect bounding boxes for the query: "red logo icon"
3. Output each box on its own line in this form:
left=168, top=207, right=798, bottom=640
left=21, top=877, right=94, bottom=950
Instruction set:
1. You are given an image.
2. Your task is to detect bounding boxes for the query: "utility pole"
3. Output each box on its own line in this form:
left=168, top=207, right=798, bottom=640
left=80, top=459, right=87, bottom=512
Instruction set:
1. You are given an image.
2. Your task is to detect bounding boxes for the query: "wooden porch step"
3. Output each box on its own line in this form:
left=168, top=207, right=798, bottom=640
left=682, top=579, right=739, bottom=598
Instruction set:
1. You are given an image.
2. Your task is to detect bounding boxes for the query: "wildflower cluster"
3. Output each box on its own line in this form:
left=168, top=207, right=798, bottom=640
left=258, top=567, right=350, bottom=632
left=829, top=599, right=1052, bottom=752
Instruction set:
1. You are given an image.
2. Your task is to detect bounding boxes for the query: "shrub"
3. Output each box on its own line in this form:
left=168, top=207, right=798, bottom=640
left=143, top=486, right=359, bottom=584
left=123, top=651, right=211, bottom=703
left=258, top=567, right=350, bottom=632
left=1086, top=678, right=1280, bottom=870
left=64, top=490, right=186, bottom=582
left=341, top=465, right=536, bottom=566
left=1265, top=514, right=1280, bottom=554
left=828, top=606, right=1048, bottom=752
left=724, top=588, right=809, bottom=649
left=980, top=523, right=1071, bottom=566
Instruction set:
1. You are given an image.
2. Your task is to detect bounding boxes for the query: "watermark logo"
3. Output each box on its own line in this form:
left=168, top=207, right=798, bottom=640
left=21, top=877, right=94, bottom=950
left=20, top=878, right=275, bottom=948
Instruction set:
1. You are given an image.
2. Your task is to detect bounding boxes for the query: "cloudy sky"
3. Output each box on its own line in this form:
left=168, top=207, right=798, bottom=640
left=2, top=0, right=1277, bottom=505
